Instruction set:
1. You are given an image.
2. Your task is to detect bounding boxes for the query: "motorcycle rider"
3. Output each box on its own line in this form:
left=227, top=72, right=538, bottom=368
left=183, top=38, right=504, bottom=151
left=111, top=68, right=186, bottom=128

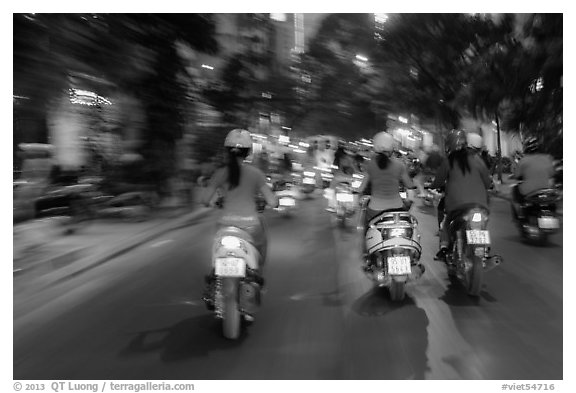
left=510, top=136, right=556, bottom=220
left=357, top=132, right=416, bottom=257
left=201, top=129, right=278, bottom=294
left=432, top=129, right=492, bottom=261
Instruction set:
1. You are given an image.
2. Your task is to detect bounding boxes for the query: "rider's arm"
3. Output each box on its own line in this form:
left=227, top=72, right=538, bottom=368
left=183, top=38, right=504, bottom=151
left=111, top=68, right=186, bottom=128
left=357, top=172, right=370, bottom=195
left=513, top=159, right=524, bottom=181
left=430, top=159, right=448, bottom=190
left=400, top=163, right=416, bottom=189
left=546, top=156, right=556, bottom=181
left=201, top=169, right=225, bottom=206
left=474, top=155, right=492, bottom=189
left=260, top=183, right=278, bottom=208
left=256, top=171, right=278, bottom=208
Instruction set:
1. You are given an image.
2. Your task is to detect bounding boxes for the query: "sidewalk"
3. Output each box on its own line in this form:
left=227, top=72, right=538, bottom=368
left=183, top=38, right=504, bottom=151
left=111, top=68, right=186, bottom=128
left=13, top=197, right=213, bottom=289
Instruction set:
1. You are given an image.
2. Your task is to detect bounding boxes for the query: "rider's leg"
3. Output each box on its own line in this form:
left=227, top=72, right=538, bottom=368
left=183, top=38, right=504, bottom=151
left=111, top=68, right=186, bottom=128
left=437, top=196, right=446, bottom=230
left=435, top=209, right=452, bottom=261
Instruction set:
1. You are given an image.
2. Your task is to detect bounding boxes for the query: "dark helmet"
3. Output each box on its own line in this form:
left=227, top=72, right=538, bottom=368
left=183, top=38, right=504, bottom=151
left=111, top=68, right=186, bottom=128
left=523, top=136, right=540, bottom=154
left=445, top=129, right=467, bottom=155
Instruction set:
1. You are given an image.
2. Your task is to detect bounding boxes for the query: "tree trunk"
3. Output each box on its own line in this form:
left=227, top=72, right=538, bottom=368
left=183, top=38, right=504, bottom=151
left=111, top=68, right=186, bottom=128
left=495, top=110, right=503, bottom=182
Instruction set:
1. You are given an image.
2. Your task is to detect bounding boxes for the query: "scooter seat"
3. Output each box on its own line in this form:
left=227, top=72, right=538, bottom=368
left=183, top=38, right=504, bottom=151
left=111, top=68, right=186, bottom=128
left=369, top=209, right=414, bottom=227
left=215, top=226, right=256, bottom=245
left=524, top=188, right=560, bottom=204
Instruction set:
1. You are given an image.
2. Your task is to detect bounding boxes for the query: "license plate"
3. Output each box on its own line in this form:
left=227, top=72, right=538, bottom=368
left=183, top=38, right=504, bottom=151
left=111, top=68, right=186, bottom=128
left=215, top=257, right=246, bottom=277
left=303, top=177, right=315, bottom=184
left=387, top=256, right=411, bottom=275
left=336, top=193, right=354, bottom=202
left=538, top=217, right=559, bottom=229
left=279, top=197, right=295, bottom=207
left=466, top=230, right=491, bottom=244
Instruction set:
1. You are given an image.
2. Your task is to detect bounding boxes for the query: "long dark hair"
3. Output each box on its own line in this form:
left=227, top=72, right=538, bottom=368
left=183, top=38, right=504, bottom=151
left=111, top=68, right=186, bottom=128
left=448, top=149, right=471, bottom=174
left=376, top=152, right=391, bottom=169
left=226, top=147, right=250, bottom=189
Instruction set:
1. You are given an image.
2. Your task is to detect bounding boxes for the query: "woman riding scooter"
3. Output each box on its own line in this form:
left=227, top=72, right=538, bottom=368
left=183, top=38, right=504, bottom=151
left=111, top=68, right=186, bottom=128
left=431, top=129, right=492, bottom=261
left=201, top=129, right=278, bottom=290
left=357, top=132, right=416, bottom=258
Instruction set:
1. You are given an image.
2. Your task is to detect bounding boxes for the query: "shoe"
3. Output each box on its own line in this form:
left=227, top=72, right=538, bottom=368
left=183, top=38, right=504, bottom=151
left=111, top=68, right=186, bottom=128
left=434, top=248, right=448, bottom=261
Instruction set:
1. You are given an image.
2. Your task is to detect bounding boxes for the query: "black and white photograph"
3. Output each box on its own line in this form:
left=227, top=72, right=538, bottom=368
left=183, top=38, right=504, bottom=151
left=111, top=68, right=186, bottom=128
left=10, top=4, right=569, bottom=388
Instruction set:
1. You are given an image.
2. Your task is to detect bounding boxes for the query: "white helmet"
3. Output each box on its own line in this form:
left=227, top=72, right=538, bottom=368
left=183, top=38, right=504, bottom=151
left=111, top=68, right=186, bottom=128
left=466, top=132, right=483, bottom=150
left=224, top=129, right=252, bottom=149
left=373, top=132, right=395, bottom=153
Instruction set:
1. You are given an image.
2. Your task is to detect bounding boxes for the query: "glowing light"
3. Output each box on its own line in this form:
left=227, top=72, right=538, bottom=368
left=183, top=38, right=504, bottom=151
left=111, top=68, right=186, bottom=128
left=221, top=236, right=242, bottom=249
left=299, top=142, right=310, bottom=148
left=398, top=116, right=408, bottom=124
left=389, top=228, right=408, bottom=237
left=355, top=54, right=368, bottom=62
left=270, top=13, right=287, bottom=22
left=375, top=13, right=388, bottom=24
left=69, top=88, right=112, bottom=106
left=201, top=64, right=214, bottom=70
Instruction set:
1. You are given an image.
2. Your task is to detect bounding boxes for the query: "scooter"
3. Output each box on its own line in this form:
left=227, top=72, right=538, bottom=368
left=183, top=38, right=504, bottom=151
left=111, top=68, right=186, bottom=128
left=334, top=181, right=356, bottom=227
left=443, top=204, right=503, bottom=296
left=203, top=201, right=266, bottom=339
left=360, top=196, right=424, bottom=301
left=272, top=179, right=298, bottom=217
left=511, top=186, right=561, bottom=245
left=300, top=170, right=317, bottom=197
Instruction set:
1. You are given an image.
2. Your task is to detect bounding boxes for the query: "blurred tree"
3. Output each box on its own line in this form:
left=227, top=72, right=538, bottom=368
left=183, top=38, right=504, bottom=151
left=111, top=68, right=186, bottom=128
left=291, top=13, right=381, bottom=139
left=376, top=14, right=495, bottom=135
left=502, top=14, right=562, bottom=158
left=13, top=13, right=218, bottom=191
left=460, top=14, right=562, bottom=161
left=202, top=14, right=276, bottom=128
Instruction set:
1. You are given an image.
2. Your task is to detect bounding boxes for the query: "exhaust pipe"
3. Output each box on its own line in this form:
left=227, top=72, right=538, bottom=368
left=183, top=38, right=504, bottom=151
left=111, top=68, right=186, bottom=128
left=484, top=255, right=503, bottom=272
left=409, top=264, right=425, bottom=280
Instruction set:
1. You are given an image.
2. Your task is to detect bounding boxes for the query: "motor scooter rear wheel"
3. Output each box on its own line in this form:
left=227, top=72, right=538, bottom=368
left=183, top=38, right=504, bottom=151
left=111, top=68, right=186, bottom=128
left=221, top=278, right=241, bottom=339
left=389, top=279, right=406, bottom=301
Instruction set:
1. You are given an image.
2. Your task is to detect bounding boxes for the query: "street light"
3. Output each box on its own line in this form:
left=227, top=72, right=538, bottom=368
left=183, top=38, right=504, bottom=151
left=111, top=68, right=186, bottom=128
left=355, top=54, right=368, bottom=62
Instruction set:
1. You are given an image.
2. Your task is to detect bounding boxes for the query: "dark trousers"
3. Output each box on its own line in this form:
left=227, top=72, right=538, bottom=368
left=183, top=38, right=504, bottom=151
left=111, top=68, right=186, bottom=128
left=437, top=196, right=445, bottom=228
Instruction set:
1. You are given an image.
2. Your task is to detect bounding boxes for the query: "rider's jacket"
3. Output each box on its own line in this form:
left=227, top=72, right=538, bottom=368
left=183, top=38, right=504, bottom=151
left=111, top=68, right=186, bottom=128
left=514, top=153, right=555, bottom=196
left=360, top=158, right=413, bottom=211
left=431, top=152, right=491, bottom=214
left=210, top=164, right=267, bottom=219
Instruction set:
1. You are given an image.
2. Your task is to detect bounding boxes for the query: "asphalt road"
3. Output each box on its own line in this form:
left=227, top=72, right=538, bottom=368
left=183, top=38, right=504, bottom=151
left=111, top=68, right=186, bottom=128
left=13, top=193, right=563, bottom=380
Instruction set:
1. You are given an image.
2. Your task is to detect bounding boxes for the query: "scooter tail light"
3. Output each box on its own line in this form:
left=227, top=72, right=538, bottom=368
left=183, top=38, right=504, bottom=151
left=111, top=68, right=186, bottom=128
left=221, top=236, right=242, bottom=249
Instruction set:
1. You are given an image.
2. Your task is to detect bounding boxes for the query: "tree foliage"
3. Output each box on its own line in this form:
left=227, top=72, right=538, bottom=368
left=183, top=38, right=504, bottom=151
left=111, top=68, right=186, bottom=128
left=291, top=13, right=382, bottom=139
